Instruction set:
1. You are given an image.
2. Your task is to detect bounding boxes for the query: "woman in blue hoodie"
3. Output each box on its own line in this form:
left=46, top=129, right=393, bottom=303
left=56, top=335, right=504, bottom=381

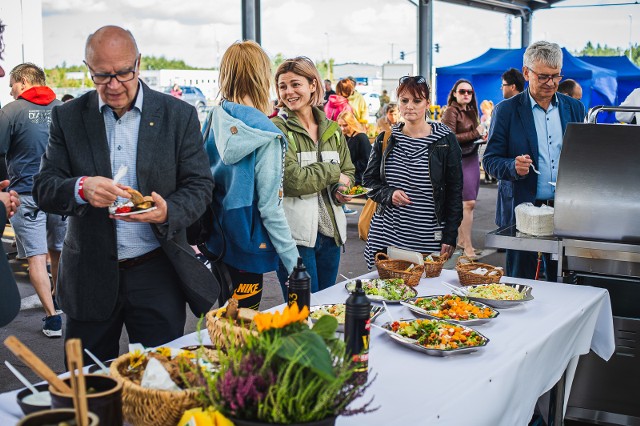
left=203, top=41, right=298, bottom=310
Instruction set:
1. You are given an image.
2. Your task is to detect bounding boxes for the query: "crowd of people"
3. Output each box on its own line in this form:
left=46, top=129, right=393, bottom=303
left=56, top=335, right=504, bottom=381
left=1, top=22, right=639, bottom=367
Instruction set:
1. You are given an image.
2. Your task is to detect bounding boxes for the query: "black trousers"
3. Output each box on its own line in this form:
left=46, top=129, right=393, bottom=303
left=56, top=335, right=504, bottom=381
left=226, top=263, right=264, bottom=310
left=65, top=251, right=187, bottom=365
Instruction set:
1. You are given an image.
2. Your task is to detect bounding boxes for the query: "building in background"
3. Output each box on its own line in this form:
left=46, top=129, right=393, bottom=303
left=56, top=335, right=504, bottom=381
left=0, top=0, right=44, bottom=107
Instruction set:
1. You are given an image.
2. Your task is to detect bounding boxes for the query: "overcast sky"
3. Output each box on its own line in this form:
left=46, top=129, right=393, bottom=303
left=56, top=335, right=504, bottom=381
left=41, top=0, right=638, bottom=69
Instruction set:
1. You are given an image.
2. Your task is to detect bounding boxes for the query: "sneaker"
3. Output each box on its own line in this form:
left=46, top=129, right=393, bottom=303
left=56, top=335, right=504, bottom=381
left=42, top=314, right=62, bottom=338
left=343, top=208, right=358, bottom=216
left=52, top=295, right=63, bottom=315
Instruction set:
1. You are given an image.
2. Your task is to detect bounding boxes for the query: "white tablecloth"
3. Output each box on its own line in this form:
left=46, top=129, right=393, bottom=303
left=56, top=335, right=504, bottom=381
left=0, top=270, right=614, bottom=426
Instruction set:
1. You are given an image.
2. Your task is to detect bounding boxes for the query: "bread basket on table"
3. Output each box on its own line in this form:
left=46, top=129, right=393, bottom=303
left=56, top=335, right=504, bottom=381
left=423, top=253, right=448, bottom=278
left=374, top=252, right=425, bottom=287
left=455, top=255, right=504, bottom=286
left=206, top=308, right=258, bottom=349
left=109, top=353, right=201, bottom=426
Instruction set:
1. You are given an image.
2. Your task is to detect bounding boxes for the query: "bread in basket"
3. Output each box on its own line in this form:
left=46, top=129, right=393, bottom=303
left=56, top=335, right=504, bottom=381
left=375, top=252, right=424, bottom=287
left=455, top=256, right=504, bottom=286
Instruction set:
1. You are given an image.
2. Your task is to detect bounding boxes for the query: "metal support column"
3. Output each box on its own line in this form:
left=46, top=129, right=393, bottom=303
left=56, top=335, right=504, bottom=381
left=241, top=0, right=261, bottom=44
left=521, top=11, right=532, bottom=47
left=417, top=0, right=433, bottom=86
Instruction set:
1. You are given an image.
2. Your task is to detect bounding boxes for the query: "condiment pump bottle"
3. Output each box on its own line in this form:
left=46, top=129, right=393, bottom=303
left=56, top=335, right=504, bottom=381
left=287, top=257, right=310, bottom=316
left=344, top=279, right=371, bottom=380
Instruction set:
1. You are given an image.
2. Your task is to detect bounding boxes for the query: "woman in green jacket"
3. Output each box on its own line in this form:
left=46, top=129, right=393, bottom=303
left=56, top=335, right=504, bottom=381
left=272, top=57, right=355, bottom=294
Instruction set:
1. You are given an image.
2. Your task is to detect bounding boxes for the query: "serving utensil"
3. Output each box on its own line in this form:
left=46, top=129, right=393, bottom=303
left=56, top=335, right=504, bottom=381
left=382, top=301, right=394, bottom=322
left=441, top=282, right=468, bottom=297
left=5, top=360, right=39, bottom=395
left=4, top=336, right=72, bottom=394
left=66, top=339, right=89, bottom=426
left=370, top=323, right=418, bottom=344
left=84, top=349, right=110, bottom=375
left=112, top=164, right=128, bottom=185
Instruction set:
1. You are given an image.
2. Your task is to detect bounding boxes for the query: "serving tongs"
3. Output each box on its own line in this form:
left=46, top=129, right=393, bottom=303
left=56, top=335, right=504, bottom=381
left=441, top=282, right=469, bottom=297
left=371, top=323, right=419, bottom=345
left=4, top=335, right=72, bottom=394
left=66, top=339, right=89, bottom=426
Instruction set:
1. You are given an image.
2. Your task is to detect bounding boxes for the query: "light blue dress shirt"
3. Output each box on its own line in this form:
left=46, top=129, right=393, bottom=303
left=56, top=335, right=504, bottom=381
left=529, top=92, right=562, bottom=200
left=74, top=84, right=160, bottom=259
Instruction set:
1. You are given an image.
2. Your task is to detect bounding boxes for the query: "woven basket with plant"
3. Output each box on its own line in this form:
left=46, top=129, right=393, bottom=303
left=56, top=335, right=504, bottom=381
left=206, top=299, right=258, bottom=348
left=455, top=256, right=504, bottom=286
left=423, top=253, right=448, bottom=278
left=375, top=252, right=424, bottom=286
left=109, top=349, right=205, bottom=426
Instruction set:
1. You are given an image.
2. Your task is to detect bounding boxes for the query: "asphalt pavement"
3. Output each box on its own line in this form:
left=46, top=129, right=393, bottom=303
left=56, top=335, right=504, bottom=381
left=0, top=182, right=504, bottom=393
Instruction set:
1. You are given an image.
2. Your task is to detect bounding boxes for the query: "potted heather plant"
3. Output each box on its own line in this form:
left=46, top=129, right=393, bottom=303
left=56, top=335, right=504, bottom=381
left=197, top=304, right=376, bottom=425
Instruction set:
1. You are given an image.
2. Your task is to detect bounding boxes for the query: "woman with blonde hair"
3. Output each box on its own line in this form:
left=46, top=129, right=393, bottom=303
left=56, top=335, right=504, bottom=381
left=203, top=40, right=298, bottom=309
left=337, top=110, right=371, bottom=187
left=272, top=57, right=355, bottom=293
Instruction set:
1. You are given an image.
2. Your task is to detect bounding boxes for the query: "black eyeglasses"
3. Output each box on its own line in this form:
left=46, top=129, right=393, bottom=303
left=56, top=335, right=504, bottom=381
left=457, top=89, right=473, bottom=95
left=527, top=67, right=563, bottom=84
left=399, top=75, right=427, bottom=85
left=501, top=83, right=513, bottom=87
left=84, top=58, right=139, bottom=85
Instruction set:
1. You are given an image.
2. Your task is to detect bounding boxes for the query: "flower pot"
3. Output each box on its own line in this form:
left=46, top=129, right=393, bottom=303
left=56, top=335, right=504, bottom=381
left=229, top=416, right=337, bottom=426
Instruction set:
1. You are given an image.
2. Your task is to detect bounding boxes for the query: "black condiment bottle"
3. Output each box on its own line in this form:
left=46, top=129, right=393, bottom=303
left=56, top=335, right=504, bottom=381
left=344, top=279, right=371, bottom=381
left=287, top=257, right=310, bottom=316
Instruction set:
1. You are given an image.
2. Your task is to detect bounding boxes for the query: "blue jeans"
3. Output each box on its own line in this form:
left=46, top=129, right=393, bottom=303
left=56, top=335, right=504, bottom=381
left=277, top=233, right=341, bottom=296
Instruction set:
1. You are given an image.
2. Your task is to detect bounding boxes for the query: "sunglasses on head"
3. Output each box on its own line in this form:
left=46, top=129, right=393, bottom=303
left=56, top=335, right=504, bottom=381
left=457, top=89, right=473, bottom=95
left=399, top=75, right=427, bottom=85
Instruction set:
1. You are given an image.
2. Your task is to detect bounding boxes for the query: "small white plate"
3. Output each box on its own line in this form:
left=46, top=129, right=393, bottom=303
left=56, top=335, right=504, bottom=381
left=340, top=187, right=371, bottom=198
left=113, top=206, right=157, bottom=217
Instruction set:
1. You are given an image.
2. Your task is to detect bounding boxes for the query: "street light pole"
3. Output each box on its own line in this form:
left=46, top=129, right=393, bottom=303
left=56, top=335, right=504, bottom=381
left=629, top=15, right=633, bottom=60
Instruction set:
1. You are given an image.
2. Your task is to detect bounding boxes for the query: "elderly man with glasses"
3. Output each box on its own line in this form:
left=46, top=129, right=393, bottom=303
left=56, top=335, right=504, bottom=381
left=33, top=25, right=217, bottom=364
left=482, top=41, right=586, bottom=281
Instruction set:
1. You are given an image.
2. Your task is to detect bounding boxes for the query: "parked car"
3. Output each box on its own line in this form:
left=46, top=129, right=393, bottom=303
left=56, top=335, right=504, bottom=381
left=361, top=92, right=381, bottom=116
left=162, top=85, right=207, bottom=113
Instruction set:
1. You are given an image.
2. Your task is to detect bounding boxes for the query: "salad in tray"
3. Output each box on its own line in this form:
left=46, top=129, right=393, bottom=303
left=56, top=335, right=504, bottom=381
left=345, top=278, right=417, bottom=302
left=467, top=283, right=525, bottom=300
left=403, top=295, right=498, bottom=322
left=309, top=303, right=384, bottom=330
left=390, top=318, right=488, bottom=351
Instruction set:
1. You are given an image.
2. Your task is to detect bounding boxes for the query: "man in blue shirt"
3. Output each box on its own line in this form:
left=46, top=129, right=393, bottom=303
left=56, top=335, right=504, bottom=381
left=483, top=41, right=586, bottom=280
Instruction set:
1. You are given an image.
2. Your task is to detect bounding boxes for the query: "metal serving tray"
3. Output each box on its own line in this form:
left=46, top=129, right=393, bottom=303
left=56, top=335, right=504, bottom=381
left=400, top=295, right=499, bottom=326
left=380, top=319, right=489, bottom=356
left=465, top=283, right=534, bottom=309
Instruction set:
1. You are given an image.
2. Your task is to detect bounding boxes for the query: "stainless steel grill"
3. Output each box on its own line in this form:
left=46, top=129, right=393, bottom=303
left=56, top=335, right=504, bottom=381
left=486, top=105, right=640, bottom=425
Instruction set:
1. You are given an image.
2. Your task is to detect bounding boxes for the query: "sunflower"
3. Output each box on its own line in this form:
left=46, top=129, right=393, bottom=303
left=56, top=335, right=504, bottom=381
left=253, top=304, right=310, bottom=332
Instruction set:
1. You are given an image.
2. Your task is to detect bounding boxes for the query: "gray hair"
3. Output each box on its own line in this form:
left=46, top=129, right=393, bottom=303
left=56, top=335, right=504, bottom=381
left=523, top=41, right=563, bottom=70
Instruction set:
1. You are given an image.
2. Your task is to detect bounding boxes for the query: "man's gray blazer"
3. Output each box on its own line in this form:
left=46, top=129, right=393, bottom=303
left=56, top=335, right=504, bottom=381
left=33, top=82, right=218, bottom=321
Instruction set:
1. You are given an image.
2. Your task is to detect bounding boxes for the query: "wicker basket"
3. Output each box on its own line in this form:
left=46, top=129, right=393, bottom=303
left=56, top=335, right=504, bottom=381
left=455, top=256, right=504, bottom=286
left=375, top=252, right=425, bottom=287
left=423, top=253, right=448, bottom=278
left=206, top=308, right=258, bottom=349
left=109, top=353, right=202, bottom=426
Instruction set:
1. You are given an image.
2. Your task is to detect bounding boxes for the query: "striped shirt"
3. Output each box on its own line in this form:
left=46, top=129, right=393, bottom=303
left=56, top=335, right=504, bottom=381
left=364, top=122, right=451, bottom=268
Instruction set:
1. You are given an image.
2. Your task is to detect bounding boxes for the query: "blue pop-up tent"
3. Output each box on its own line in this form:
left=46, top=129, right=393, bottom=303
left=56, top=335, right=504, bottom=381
left=579, top=56, right=640, bottom=104
left=436, top=48, right=617, bottom=112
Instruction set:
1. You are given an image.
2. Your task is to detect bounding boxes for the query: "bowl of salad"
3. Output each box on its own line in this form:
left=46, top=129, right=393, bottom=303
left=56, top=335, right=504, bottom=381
left=400, top=294, right=499, bottom=325
left=465, top=283, right=534, bottom=308
left=381, top=318, right=489, bottom=356
left=309, top=304, right=385, bottom=332
left=345, top=278, right=417, bottom=303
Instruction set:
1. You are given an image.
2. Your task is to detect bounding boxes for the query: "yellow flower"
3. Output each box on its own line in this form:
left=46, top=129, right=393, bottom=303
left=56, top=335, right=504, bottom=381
left=128, top=349, right=146, bottom=370
left=178, top=350, right=196, bottom=360
left=253, top=304, right=310, bottom=332
left=155, top=346, right=172, bottom=357
left=178, top=407, right=233, bottom=426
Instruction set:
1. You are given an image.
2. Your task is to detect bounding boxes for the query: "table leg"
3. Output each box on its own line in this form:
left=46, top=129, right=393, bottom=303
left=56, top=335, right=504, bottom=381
left=548, top=371, right=567, bottom=426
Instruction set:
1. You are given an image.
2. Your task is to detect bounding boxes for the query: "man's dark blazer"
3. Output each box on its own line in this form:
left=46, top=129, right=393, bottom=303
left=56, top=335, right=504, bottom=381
left=33, top=82, right=218, bottom=321
left=482, top=89, right=586, bottom=227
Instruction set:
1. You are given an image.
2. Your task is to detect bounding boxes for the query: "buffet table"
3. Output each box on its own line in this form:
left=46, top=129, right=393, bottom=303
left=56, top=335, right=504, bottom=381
left=0, top=269, right=614, bottom=426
